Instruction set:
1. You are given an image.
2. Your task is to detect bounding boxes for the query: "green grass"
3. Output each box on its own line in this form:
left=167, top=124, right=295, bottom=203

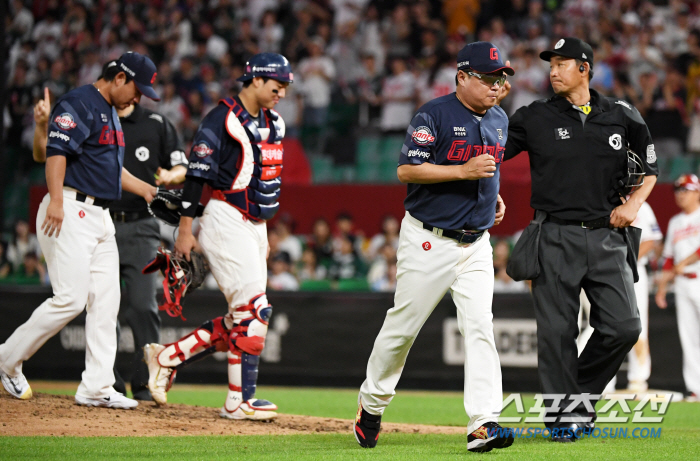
left=4, top=384, right=700, bottom=460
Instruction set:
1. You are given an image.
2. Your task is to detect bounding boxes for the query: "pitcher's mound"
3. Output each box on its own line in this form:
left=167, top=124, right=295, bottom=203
left=0, top=393, right=470, bottom=437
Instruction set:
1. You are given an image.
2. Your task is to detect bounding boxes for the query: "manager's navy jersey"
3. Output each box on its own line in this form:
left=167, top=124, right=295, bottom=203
left=399, top=93, right=508, bottom=230
left=46, top=84, right=125, bottom=200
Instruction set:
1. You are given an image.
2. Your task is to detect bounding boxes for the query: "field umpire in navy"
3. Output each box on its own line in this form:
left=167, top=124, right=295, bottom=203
left=33, top=58, right=188, bottom=400
left=501, top=38, right=659, bottom=441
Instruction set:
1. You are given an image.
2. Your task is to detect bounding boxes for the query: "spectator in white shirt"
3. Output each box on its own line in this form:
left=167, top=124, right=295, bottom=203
left=379, top=56, right=415, bottom=134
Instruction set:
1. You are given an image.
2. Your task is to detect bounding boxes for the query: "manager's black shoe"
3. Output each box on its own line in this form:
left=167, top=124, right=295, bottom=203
left=354, top=402, right=381, bottom=448
left=467, top=422, right=514, bottom=453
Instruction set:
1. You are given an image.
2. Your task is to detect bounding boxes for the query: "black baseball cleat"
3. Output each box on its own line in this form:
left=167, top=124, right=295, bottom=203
left=354, top=402, right=381, bottom=448
left=467, top=421, right=515, bottom=453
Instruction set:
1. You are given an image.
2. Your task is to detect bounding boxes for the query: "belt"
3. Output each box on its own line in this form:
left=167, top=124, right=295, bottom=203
left=546, top=215, right=610, bottom=229
left=421, top=223, right=483, bottom=244
left=75, top=192, right=111, bottom=209
left=111, top=210, right=152, bottom=223
left=681, top=273, right=697, bottom=279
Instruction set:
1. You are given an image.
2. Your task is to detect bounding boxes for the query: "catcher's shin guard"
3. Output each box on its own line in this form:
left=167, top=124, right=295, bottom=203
left=221, top=295, right=277, bottom=420
left=146, top=317, right=230, bottom=405
left=158, top=317, right=230, bottom=367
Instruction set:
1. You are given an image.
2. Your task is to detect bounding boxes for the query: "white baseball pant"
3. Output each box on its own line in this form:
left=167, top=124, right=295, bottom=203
left=0, top=190, right=120, bottom=399
left=360, top=212, right=502, bottom=434
left=197, top=199, right=268, bottom=310
left=675, top=276, right=700, bottom=395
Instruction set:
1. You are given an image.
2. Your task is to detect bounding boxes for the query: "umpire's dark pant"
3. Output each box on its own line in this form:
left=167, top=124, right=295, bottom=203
left=113, top=218, right=161, bottom=399
left=532, top=223, right=642, bottom=423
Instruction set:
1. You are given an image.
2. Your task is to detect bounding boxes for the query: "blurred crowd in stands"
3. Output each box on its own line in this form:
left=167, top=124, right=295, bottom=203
left=4, top=0, right=700, bottom=291
left=7, top=0, right=700, bottom=165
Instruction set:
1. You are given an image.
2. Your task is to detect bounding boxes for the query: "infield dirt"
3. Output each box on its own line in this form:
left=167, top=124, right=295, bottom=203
left=0, top=392, right=472, bottom=437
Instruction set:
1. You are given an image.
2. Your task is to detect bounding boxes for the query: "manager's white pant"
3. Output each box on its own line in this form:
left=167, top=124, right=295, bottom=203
left=360, top=212, right=503, bottom=433
left=0, top=191, right=120, bottom=398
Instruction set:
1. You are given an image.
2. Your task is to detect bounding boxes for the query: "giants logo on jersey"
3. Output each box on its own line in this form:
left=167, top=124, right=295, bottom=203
left=412, top=126, right=435, bottom=145
left=55, top=113, right=77, bottom=130
left=193, top=142, right=214, bottom=158
left=98, top=126, right=125, bottom=146
left=447, top=140, right=505, bottom=163
left=260, top=142, right=284, bottom=165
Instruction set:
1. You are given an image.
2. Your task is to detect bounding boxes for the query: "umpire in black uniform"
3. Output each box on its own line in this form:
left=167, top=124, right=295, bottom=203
left=111, top=98, right=187, bottom=400
left=501, top=38, right=659, bottom=440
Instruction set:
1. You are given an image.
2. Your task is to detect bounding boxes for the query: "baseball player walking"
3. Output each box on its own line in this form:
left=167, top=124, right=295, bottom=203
left=0, top=52, right=159, bottom=408
left=502, top=38, right=659, bottom=441
left=143, top=53, right=292, bottom=420
left=32, top=60, right=188, bottom=401
left=355, top=42, right=513, bottom=453
left=656, top=174, right=700, bottom=400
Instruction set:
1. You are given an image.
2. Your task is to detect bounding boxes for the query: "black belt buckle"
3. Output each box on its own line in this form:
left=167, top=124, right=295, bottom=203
left=112, top=211, right=127, bottom=223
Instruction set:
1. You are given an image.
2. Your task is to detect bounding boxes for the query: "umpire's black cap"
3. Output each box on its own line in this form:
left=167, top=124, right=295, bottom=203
left=540, top=37, right=594, bottom=68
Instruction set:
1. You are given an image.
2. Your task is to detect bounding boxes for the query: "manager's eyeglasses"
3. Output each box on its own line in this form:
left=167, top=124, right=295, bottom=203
left=466, top=71, right=507, bottom=87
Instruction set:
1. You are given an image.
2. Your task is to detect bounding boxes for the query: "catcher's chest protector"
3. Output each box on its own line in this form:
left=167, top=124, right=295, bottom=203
left=212, top=98, right=285, bottom=222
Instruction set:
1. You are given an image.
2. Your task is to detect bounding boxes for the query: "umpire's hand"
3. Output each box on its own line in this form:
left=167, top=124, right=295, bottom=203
left=609, top=198, right=639, bottom=228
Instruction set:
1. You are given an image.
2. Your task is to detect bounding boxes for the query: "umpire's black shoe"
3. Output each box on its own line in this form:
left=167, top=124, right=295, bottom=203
left=354, top=402, right=381, bottom=448
left=467, top=422, right=515, bottom=453
left=549, top=422, right=582, bottom=443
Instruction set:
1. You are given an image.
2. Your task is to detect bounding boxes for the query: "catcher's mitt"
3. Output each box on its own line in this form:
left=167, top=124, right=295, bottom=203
left=142, top=247, right=209, bottom=320
left=148, top=188, right=204, bottom=226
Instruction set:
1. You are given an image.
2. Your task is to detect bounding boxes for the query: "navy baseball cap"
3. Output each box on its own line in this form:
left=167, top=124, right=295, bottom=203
left=457, top=42, right=514, bottom=75
left=540, top=37, right=594, bottom=68
left=115, top=52, right=160, bottom=101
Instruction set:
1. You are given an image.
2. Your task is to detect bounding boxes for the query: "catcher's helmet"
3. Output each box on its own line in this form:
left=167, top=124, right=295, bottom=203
left=237, top=53, right=293, bottom=83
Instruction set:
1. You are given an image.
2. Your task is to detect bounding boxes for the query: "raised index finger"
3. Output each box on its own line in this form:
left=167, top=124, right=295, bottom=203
left=44, top=87, right=50, bottom=104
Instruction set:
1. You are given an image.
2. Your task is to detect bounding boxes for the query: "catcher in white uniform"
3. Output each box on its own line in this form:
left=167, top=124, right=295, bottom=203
left=656, top=174, right=700, bottom=400
left=143, top=53, right=292, bottom=420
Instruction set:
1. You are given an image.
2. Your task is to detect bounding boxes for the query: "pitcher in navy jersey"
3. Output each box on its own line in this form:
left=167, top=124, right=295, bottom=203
left=354, top=42, right=515, bottom=453
left=144, top=53, right=292, bottom=421
left=0, top=52, right=159, bottom=409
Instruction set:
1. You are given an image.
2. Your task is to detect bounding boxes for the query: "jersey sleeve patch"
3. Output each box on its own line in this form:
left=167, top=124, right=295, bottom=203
left=399, top=112, right=437, bottom=165
left=46, top=98, right=92, bottom=155
left=187, top=126, right=220, bottom=180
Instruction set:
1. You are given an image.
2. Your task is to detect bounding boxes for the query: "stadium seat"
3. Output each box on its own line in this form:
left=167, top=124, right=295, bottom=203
left=668, top=157, right=698, bottom=181
left=299, top=279, right=332, bottom=291
left=337, top=278, right=370, bottom=291
left=311, top=156, right=334, bottom=184
left=356, top=136, right=382, bottom=165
